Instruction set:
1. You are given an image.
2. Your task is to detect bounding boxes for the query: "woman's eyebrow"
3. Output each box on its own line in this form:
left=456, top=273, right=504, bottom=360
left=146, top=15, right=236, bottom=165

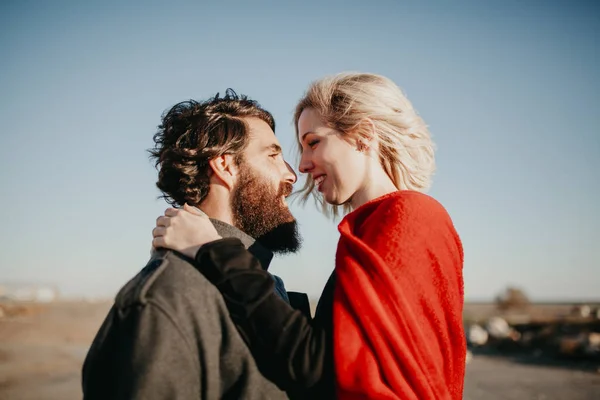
left=300, top=131, right=314, bottom=143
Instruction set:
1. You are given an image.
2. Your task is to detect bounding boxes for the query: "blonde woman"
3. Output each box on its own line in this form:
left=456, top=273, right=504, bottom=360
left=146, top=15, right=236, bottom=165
left=152, top=73, right=466, bottom=399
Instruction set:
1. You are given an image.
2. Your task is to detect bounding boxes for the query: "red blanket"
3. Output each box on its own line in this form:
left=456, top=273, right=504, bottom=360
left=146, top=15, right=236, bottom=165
left=334, top=191, right=465, bottom=399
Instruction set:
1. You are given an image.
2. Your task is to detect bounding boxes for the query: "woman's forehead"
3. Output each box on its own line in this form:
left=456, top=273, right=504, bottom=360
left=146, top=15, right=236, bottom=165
left=297, top=108, right=326, bottom=138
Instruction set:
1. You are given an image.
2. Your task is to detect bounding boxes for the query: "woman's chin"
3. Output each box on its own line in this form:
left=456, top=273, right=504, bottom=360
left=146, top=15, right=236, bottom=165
left=323, top=193, right=350, bottom=207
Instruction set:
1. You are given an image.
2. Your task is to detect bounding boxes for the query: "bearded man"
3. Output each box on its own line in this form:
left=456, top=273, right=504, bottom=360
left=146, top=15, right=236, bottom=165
left=81, top=90, right=307, bottom=400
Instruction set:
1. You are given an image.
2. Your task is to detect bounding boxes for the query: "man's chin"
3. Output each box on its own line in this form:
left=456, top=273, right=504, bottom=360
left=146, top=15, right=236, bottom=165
left=256, top=220, right=302, bottom=254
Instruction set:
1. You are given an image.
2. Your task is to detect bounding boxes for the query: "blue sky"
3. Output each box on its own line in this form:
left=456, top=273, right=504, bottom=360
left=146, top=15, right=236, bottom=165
left=1, top=0, right=598, bottom=301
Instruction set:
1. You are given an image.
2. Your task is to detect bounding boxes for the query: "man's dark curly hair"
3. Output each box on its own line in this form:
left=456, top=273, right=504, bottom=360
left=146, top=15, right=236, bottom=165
left=148, top=89, right=275, bottom=207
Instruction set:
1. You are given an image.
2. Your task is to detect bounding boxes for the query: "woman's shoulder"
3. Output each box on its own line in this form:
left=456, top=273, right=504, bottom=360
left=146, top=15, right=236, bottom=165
left=364, top=191, right=460, bottom=252
left=371, top=190, right=449, bottom=222
left=340, top=190, right=453, bottom=239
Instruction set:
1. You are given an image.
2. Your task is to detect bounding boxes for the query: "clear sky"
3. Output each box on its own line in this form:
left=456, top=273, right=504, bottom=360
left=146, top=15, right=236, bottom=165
left=1, top=0, right=598, bottom=301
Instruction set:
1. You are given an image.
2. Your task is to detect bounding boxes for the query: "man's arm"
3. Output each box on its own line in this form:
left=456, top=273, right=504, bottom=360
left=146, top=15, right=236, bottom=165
left=194, top=238, right=333, bottom=395
left=82, top=302, right=200, bottom=400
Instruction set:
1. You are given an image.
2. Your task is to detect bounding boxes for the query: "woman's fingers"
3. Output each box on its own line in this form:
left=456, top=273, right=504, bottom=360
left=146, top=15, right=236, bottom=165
left=152, top=226, right=167, bottom=238
left=151, top=206, right=221, bottom=258
left=156, top=215, right=171, bottom=227
left=164, top=207, right=179, bottom=217
left=152, top=236, right=166, bottom=249
left=183, top=203, right=206, bottom=217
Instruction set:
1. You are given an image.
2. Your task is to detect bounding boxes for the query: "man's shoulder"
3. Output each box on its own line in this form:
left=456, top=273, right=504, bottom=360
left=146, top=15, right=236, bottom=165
left=114, top=250, right=221, bottom=311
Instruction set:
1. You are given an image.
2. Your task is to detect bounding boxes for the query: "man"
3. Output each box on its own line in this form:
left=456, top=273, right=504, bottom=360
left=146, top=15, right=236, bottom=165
left=82, top=90, right=309, bottom=399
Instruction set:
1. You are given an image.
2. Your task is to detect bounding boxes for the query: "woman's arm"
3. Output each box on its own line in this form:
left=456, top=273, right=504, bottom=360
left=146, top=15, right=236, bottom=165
left=195, top=238, right=333, bottom=395
left=152, top=205, right=334, bottom=395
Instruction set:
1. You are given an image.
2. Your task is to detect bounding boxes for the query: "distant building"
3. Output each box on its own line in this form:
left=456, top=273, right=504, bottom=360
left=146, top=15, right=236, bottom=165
left=0, top=283, right=59, bottom=303
left=571, top=304, right=592, bottom=318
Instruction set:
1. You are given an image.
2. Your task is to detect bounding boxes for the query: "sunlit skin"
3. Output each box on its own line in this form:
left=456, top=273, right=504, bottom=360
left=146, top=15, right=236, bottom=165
left=198, top=117, right=296, bottom=224
left=296, top=107, right=397, bottom=210
left=152, top=117, right=296, bottom=258
left=153, top=109, right=399, bottom=254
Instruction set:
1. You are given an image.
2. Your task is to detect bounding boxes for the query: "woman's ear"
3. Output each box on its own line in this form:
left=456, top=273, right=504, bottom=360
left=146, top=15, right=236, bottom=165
left=355, top=118, right=377, bottom=153
left=362, top=118, right=376, bottom=144
left=208, top=154, right=239, bottom=190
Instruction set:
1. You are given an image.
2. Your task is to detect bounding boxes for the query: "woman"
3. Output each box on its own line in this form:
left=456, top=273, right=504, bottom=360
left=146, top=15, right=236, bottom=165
left=152, top=73, right=466, bottom=399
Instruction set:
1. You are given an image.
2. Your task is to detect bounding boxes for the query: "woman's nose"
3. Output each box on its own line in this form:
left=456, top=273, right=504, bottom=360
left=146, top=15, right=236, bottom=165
left=299, top=153, right=314, bottom=174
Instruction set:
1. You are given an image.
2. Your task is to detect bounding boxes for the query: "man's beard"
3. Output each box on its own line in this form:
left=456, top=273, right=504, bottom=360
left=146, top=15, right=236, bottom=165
left=231, top=168, right=302, bottom=254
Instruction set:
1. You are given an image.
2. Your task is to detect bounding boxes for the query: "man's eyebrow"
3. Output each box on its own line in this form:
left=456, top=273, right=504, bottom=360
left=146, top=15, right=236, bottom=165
left=266, top=143, right=282, bottom=153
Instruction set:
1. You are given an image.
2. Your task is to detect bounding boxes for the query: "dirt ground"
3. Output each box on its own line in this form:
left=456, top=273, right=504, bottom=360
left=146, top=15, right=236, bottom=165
left=465, top=351, right=600, bottom=399
left=1, top=301, right=599, bottom=400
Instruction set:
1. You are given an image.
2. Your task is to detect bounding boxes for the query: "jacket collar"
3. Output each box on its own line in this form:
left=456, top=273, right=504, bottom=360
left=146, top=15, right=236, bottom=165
left=210, top=219, right=274, bottom=270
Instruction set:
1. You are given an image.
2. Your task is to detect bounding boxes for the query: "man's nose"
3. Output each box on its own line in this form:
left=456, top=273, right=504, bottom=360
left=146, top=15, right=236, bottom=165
left=283, top=161, right=297, bottom=184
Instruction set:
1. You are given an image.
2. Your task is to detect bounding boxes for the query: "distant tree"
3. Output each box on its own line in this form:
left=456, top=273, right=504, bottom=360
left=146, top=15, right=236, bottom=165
left=495, top=286, right=530, bottom=311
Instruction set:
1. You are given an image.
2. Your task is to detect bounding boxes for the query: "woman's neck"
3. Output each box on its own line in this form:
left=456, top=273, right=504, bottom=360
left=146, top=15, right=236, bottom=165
left=350, top=171, right=398, bottom=210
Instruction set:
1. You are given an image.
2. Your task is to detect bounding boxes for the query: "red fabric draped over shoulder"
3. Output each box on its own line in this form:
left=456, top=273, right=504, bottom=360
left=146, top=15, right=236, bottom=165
left=334, top=191, right=465, bottom=399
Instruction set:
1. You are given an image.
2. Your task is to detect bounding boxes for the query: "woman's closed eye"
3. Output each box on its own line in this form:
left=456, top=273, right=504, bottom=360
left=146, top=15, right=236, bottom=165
left=308, top=139, right=320, bottom=148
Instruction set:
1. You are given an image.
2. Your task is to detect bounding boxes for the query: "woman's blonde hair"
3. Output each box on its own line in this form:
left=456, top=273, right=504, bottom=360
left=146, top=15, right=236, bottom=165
left=293, top=72, right=436, bottom=217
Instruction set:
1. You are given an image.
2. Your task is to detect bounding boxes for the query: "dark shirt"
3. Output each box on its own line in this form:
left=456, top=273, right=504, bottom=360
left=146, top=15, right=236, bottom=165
left=194, top=238, right=336, bottom=399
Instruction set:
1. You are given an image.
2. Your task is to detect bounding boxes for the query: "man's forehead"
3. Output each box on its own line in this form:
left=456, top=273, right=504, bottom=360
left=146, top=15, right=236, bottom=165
left=245, top=117, right=280, bottom=150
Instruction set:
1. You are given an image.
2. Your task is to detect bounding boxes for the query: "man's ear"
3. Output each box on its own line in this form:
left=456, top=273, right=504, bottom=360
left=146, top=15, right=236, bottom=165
left=208, top=154, right=239, bottom=190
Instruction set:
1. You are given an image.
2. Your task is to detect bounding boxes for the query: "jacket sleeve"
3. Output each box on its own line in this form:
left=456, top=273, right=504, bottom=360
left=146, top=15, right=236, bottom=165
left=195, top=238, right=333, bottom=394
left=82, top=302, right=200, bottom=400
